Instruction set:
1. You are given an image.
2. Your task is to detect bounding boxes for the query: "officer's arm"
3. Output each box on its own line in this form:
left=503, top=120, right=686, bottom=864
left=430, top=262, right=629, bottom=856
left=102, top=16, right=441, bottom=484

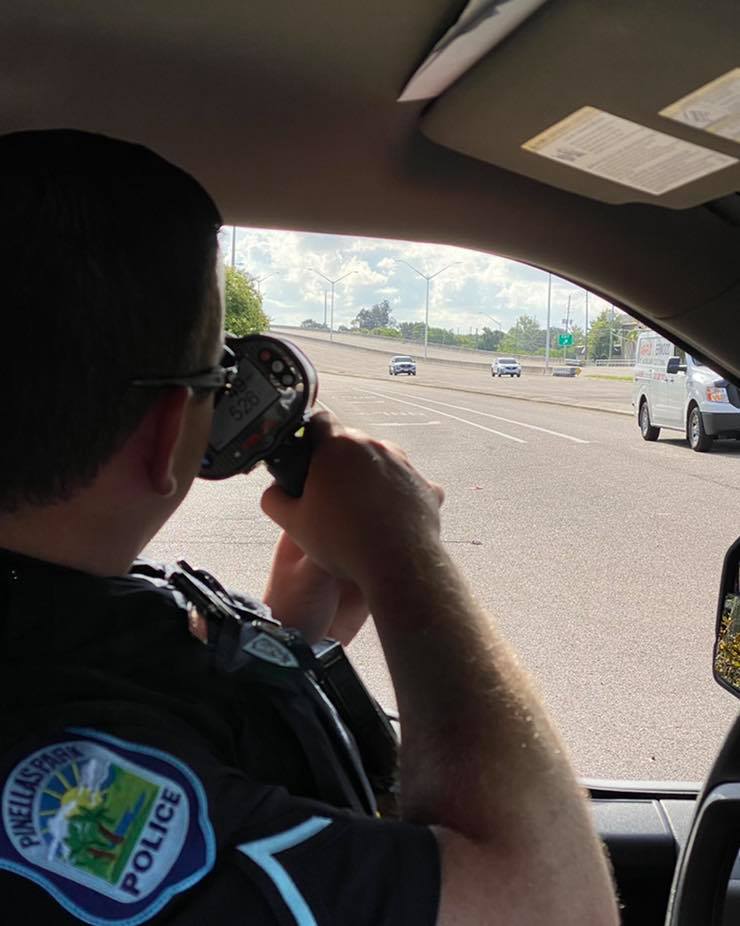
left=367, top=546, right=618, bottom=926
left=262, top=413, right=619, bottom=926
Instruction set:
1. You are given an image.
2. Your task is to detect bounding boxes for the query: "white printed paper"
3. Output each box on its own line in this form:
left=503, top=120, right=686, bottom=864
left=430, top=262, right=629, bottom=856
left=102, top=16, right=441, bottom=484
left=660, top=69, right=740, bottom=144
left=522, top=106, right=737, bottom=195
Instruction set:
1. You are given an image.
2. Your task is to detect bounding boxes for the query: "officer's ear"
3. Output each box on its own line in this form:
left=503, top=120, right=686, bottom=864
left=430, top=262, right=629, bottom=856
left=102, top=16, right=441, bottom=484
left=145, top=387, right=191, bottom=498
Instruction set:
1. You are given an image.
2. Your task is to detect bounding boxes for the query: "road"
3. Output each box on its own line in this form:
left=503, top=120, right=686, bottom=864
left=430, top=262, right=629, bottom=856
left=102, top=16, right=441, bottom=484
left=145, top=355, right=740, bottom=784
left=278, top=330, right=635, bottom=415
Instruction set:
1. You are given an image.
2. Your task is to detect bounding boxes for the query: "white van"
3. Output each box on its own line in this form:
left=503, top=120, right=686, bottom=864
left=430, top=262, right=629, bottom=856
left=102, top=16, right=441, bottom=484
left=633, top=332, right=740, bottom=452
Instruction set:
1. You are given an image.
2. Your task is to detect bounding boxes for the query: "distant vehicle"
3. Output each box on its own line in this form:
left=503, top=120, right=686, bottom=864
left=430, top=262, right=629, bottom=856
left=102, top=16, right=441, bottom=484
left=389, top=355, right=416, bottom=376
left=492, top=357, right=521, bottom=377
left=633, top=332, right=740, bottom=452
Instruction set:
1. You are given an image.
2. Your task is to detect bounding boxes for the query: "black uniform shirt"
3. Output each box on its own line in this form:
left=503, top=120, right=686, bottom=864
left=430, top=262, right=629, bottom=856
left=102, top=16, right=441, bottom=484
left=0, top=550, right=440, bottom=926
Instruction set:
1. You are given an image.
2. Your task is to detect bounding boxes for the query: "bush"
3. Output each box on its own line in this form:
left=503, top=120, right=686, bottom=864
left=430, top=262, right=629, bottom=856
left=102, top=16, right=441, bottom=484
left=225, top=266, right=269, bottom=335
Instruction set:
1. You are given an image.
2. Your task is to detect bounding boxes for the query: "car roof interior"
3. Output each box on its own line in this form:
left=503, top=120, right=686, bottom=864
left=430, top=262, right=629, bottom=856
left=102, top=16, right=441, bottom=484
left=3, top=0, right=739, bottom=379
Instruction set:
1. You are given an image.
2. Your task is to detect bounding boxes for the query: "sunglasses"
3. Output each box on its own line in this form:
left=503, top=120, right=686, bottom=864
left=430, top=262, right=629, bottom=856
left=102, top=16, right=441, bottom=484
left=131, top=346, right=238, bottom=402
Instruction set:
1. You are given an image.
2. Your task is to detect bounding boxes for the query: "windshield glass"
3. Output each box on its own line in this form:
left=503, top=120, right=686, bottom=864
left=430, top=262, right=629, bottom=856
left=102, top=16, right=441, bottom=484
left=149, top=226, right=740, bottom=784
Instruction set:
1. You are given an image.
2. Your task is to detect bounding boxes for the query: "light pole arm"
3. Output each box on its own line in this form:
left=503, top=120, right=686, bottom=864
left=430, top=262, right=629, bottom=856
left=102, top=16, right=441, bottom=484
left=394, top=258, right=427, bottom=280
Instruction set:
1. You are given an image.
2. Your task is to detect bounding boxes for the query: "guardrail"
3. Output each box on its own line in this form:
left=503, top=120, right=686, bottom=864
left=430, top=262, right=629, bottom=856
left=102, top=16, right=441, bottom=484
left=594, top=358, right=634, bottom=367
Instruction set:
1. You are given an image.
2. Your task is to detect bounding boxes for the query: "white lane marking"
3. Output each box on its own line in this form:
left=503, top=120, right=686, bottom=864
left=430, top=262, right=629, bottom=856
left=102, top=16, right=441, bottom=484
left=367, top=420, right=440, bottom=427
left=370, top=391, right=590, bottom=443
left=357, top=390, right=526, bottom=443
left=316, top=398, right=337, bottom=416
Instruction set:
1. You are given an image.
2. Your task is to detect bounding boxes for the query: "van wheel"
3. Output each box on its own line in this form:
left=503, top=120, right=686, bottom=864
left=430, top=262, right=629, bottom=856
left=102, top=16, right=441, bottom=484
left=687, top=405, right=713, bottom=452
left=639, top=401, right=660, bottom=441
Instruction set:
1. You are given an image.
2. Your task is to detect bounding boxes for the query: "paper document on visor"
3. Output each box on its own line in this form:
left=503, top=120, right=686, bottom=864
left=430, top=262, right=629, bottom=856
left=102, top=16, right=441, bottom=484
left=660, top=69, right=740, bottom=144
left=522, top=106, right=737, bottom=195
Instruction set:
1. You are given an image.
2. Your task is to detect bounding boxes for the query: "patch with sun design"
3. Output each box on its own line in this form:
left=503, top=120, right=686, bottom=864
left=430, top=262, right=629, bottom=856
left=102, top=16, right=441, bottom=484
left=0, top=728, right=214, bottom=925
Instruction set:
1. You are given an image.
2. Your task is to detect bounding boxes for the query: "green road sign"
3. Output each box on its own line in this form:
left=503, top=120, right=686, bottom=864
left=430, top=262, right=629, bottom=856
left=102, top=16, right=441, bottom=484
left=558, top=333, right=574, bottom=346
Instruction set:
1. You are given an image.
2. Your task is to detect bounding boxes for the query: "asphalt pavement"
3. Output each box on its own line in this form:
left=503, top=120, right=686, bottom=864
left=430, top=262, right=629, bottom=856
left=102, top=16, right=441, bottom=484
left=145, top=349, right=740, bottom=784
left=277, top=330, right=635, bottom=416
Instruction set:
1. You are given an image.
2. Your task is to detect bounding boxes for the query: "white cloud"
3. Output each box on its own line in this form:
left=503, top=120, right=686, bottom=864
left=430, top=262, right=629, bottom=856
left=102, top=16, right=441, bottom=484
left=221, top=226, right=622, bottom=332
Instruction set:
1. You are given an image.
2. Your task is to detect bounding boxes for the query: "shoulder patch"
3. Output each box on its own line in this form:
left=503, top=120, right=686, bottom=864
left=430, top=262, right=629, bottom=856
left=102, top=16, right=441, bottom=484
left=242, top=633, right=300, bottom=668
left=0, top=728, right=215, bottom=925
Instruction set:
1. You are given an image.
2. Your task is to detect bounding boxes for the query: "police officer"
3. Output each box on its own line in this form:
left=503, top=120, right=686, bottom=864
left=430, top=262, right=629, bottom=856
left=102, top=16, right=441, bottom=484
left=0, top=130, right=618, bottom=925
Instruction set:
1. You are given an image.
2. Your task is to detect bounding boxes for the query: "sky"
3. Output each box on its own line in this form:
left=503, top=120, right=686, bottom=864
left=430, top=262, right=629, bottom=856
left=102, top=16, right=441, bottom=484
left=219, top=226, right=622, bottom=335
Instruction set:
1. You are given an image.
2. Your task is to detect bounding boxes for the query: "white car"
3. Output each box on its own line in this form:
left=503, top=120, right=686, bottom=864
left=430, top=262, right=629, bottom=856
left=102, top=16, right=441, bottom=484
left=492, top=357, right=521, bottom=377
left=389, top=355, right=416, bottom=376
left=633, top=332, right=740, bottom=452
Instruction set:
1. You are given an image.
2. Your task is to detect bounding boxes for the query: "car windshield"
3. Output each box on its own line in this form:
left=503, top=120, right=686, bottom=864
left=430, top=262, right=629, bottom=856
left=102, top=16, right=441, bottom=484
left=150, top=226, right=740, bottom=785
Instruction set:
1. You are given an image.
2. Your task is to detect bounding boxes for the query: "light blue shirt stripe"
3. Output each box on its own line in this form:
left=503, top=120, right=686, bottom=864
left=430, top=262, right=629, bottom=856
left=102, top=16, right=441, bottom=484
left=238, top=816, right=332, bottom=926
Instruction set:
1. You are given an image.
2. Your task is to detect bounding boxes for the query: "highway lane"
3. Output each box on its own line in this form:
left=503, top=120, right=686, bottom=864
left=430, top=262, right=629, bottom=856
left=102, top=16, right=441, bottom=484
left=145, top=370, right=740, bottom=783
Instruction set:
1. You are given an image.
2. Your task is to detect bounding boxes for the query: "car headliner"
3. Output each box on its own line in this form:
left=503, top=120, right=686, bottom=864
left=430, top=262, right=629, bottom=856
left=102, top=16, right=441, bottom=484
left=3, top=1, right=739, bottom=382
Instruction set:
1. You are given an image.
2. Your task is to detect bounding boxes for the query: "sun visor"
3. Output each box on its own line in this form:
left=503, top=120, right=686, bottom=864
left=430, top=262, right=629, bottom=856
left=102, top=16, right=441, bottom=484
left=398, top=0, right=551, bottom=103
left=417, top=0, right=740, bottom=208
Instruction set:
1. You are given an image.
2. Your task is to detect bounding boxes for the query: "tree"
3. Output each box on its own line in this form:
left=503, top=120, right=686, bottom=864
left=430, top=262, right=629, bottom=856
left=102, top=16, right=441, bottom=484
left=500, top=314, right=543, bottom=354
left=399, top=321, right=426, bottom=341
left=588, top=309, right=625, bottom=360
left=300, top=318, right=328, bottom=330
left=478, top=327, right=504, bottom=351
left=224, top=266, right=269, bottom=335
left=352, top=299, right=395, bottom=330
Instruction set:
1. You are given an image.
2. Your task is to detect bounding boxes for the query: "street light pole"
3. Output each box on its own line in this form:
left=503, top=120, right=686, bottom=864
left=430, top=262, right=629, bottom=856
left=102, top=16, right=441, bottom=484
left=584, top=290, right=589, bottom=366
left=254, top=272, right=279, bottom=296
left=478, top=313, right=503, bottom=357
left=308, top=269, right=357, bottom=342
left=395, top=259, right=460, bottom=360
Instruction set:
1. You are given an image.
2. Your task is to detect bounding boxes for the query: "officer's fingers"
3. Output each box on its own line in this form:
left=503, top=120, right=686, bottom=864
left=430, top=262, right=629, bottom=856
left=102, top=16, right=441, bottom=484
left=260, top=482, right=297, bottom=532
left=307, top=409, right=343, bottom=443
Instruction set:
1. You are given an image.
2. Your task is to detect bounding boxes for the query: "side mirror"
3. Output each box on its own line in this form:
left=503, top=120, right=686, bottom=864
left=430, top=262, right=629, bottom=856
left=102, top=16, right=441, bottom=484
left=667, top=357, right=687, bottom=374
left=714, top=537, right=740, bottom=698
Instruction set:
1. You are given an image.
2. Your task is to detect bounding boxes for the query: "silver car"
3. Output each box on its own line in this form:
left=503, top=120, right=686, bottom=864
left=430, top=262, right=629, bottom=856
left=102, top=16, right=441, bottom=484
left=492, top=357, right=521, bottom=377
left=389, top=355, right=416, bottom=376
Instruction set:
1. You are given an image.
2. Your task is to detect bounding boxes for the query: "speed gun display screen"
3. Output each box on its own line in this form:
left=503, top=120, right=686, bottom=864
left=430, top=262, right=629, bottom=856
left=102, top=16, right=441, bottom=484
left=199, top=334, right=318, bottom=482
left=210, top=361, right=278, bottom=451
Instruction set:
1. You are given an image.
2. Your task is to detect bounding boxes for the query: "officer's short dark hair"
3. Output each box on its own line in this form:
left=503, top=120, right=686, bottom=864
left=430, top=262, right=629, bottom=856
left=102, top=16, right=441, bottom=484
left=0, top=129, right=223, bottom=512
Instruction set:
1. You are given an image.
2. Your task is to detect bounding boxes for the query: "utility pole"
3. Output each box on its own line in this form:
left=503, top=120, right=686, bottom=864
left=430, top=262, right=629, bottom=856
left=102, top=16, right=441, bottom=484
left=395, top=259, right=460, bottom=360
left=562, top=293, right=572, bottom=363
left=584, top=290, right=589, bottom=365
left=230, top=226, right=236, bottom=269
left=545, top=272, right=552, bottom=375
left=308, top=269, right=357, bottom=342
left=609, top=304, right=615, bottom=362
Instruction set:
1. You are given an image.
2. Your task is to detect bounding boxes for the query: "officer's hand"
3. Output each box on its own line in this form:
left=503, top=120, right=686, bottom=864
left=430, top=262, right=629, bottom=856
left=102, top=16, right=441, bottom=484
left=261, top=412, right=444, bottom=595
left=263, top=531, right=369, bottom=645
